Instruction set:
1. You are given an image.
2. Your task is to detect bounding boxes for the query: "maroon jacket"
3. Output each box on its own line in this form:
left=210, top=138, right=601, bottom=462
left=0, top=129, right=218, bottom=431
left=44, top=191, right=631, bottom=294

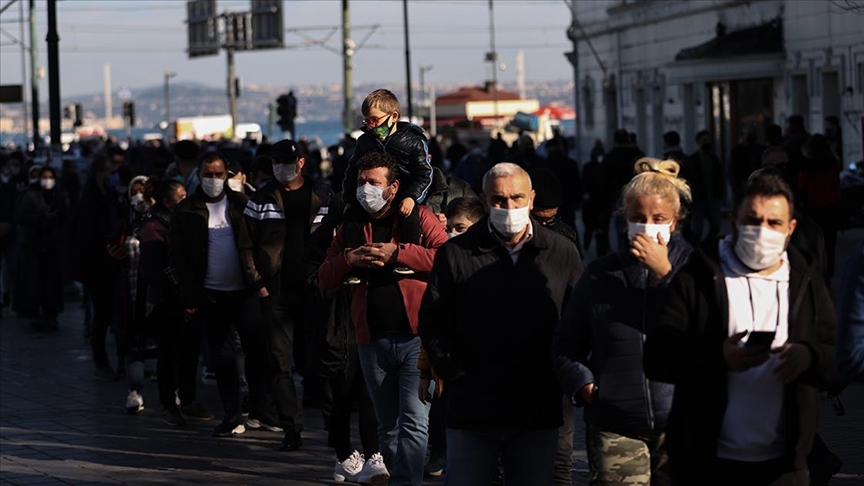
left=318, top=206, right=447, bottom=344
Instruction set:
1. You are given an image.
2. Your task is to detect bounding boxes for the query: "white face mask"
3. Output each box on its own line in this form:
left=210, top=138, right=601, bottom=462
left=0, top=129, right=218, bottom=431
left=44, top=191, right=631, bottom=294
left=201, top=177, right=225, bottom=198
left=40, top=178, right=56, bottom=190
left=227, top=179, right=245, bottom=193
left=489, top=206, right=530, bottom=239
left=273, top=163, right=299, bottom=184
left=627, top=222, right=672, bottom=244
left=130, top=193, right=145, bottom=206
left=734, top=225, right=788, bottom=270
left=448, top=231, right=461, bottom=239
left=356, top=183, right=389, bottom=214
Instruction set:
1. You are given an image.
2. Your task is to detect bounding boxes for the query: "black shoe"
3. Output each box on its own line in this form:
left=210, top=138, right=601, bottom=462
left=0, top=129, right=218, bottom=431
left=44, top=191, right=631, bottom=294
left=213, top=417, right=245, bottom=437
left=181, top=402, right=215, bottom=421
left=163, top=406, right=186, bottom=427
left=279, top=430, right=302, bottom=451
left=94, top=367, right=119, bottom=382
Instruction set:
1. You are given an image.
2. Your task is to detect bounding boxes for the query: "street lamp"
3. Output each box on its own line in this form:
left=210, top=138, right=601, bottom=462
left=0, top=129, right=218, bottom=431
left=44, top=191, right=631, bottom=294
left=164, top=70, right=177, bottom=128
left=419, top=64, right=434, bottom=108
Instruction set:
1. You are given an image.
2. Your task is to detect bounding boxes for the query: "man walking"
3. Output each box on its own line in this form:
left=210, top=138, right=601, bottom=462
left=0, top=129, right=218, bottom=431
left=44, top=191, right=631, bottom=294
left=170, top=152, right=262, bottom=437
left=241, top=139, right=331, bottom=451
left=645, top=172, right=836, bottom=484
left=319, top=152, right=447, bottom=485
left=420, top=162, right=583, bottom=485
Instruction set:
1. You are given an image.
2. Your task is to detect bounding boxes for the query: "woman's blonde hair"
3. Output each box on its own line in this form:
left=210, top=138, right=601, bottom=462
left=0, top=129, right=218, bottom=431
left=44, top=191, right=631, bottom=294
left=621, top=157, right=692, bottom=220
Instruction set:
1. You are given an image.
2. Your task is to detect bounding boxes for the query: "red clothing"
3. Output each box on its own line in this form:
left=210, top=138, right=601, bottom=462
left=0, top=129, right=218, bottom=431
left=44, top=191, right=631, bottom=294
left=318, top=206, right=447, bottom=344
left=798, top=163, right=841, bottom=208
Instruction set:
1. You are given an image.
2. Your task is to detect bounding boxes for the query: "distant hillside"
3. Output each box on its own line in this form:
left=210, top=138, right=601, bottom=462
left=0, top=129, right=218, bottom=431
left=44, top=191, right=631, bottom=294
left=2, top=80, right=576, bottom=130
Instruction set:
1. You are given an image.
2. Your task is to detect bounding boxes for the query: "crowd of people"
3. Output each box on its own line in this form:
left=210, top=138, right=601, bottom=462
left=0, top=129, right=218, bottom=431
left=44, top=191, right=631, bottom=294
left=0, top=87, right=862, bottom=486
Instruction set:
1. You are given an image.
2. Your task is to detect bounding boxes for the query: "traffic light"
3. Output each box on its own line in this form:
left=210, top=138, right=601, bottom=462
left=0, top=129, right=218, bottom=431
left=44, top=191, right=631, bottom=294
left=276, top=91, right=297, bottom=136
left=73, top=103, right=83, bottom=127
left=123, top=101, right=136, bottom=127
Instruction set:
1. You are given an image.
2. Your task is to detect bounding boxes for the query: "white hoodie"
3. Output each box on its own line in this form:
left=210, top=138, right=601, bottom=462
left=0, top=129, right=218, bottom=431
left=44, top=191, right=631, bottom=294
left=716, top=236, right=790, bottom=462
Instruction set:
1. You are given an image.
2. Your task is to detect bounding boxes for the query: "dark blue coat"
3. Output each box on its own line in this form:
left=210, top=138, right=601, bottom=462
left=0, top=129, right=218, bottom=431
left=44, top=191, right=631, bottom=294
left=553, top=234, right=692, bottom=436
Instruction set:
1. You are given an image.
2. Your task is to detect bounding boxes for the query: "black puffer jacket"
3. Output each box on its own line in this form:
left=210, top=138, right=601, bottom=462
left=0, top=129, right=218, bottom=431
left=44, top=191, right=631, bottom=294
left=553, top=234, right=692, bottom=437
left=342, top=122, right=432, bottom=204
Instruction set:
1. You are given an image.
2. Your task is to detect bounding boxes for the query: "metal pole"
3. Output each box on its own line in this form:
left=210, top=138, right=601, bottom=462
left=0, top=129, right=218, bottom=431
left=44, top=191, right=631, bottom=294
left=267, top=103, right=275, bottom=140
left=46, top=0, right=61, bottom=165
left=342, top=0, right=353, bottom=134
left=430, top=85, right=437, bottom=138
left=570, top=0, right=581, bottom=161
left=19, top=0, right=28, bottom=147
left=489, top=0, right=498, bottom=125
left=227, top=48, right=237, bottom=140
left=29, top=0, right=39, bottom=150
left=103, top=64, right=112, bottom=121
left=403, top=0, right=413, bottom=120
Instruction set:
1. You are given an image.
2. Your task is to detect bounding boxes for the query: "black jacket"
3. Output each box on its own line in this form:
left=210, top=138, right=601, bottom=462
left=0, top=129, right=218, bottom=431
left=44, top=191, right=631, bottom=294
left=241, top=178, right=331, bottom=295
left=423, top=167, right=477, bottom=214
left=553, top=235, right=692, bottom=437
left=169, top=188, right=251, bottom=308
left=70, top=179, right=124, bottom=284
left=644, top=242, right=836, bottom=481
left=342, top=122, right=432, bottom=204
left=419, top=219, right=584, bottom=431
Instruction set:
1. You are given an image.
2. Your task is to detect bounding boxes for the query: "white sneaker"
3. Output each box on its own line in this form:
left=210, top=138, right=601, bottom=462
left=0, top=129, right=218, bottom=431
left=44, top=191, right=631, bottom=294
left=357, top=453, right=390, bottom=485
left=125, top=390, right=144, bottom=414
left=333, top=450, right=365, bottom=482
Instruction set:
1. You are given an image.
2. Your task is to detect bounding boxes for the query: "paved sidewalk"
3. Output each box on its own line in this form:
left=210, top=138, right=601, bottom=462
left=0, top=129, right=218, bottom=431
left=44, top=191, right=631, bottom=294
left=1, top=229, right=863, bottom=485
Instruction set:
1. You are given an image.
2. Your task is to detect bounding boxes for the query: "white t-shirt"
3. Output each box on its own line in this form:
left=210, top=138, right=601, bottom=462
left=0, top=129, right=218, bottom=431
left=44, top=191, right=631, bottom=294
left=717, top=237, right=790, bottom=462
left=204, top=197, right=245, bottom=291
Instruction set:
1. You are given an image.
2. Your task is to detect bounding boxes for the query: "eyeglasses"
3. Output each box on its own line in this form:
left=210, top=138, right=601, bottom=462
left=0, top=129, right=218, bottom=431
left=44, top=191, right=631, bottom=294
left=362, top=113, right=393, bottom=127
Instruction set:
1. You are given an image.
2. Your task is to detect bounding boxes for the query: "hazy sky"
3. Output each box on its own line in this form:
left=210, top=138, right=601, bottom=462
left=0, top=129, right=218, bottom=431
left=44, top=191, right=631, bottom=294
left=0, top=0, right=574, bottom=98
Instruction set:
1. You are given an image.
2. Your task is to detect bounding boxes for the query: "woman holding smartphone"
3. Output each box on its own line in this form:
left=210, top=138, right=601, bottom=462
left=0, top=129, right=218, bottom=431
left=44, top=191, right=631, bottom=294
left=553, top=158, right=692, bottom=485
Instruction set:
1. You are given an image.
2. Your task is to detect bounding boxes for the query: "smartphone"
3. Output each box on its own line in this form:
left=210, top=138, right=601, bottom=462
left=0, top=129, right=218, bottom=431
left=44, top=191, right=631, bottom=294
left=745, top=331, right=776, bottom=349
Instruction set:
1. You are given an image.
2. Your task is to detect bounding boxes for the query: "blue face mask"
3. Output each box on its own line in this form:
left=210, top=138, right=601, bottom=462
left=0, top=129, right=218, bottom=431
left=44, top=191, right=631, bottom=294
left=106, top=172, right=120, bottom=189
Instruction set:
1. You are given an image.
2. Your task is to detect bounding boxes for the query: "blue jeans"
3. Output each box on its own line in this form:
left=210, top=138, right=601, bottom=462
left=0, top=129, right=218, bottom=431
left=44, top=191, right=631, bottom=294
left=358, top=335, right=430, bottom=486
left=445, top=427, right=558, bottom=486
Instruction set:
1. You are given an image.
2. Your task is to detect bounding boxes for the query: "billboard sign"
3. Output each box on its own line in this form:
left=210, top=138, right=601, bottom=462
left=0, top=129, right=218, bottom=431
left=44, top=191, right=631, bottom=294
left=251, top=0, right=284, bottom=49
left=187, top=0, right=219, bottom=58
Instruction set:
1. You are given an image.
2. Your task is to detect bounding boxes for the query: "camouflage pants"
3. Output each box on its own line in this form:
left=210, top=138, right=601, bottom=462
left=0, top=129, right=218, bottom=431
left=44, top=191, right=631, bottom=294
left=587, top=424, right=671, bottom=486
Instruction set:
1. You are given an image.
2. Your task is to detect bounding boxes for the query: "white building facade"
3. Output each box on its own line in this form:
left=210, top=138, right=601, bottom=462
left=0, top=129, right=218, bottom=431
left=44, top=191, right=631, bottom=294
left=568, top=0, right=864, bottom=165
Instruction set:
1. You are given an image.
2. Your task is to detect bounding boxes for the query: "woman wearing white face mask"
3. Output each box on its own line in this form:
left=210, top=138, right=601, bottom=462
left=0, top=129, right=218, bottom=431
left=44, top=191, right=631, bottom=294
left=553, top=158, right=692, bottom=486
left=14, top=167, right=68, bottom=330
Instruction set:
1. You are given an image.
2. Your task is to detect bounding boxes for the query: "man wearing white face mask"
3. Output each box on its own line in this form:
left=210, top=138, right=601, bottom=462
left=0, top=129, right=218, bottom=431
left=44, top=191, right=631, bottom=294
left=241, top=139, right=332, bottom=451
left=645, top=172, right=837, bottom=485
left=171, top=151, right=260, bottom=438
left=420, top=162, right=583, bottom=486
left=319, top=151, right=447, bottom=486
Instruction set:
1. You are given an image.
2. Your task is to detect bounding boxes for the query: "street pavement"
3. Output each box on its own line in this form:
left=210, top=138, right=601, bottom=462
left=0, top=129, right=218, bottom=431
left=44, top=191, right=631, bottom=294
left=1, top=228, right=863, bottom=485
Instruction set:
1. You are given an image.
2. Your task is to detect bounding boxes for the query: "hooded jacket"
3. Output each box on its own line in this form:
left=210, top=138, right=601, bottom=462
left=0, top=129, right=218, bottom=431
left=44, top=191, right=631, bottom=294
left=341, top=122, right=432, bottom=204
left=644, top=241, right=836, bottom=482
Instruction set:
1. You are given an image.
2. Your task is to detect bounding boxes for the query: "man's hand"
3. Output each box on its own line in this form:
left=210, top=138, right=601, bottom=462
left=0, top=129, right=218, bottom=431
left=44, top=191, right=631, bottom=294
left=435, top=213, right=447, bottom=227
left=366, top=243, right=398, bottom=266
left=107, top=244, right=128, bottom=260
left=630, top=233, right=672, bottom=279
left=772, top=343, right=812, bottom=383
left=345, top=246, right=385, bottom=268
left=724, top=331, right=770, bottom=372
left=258, top=287, right=270, bottom=298
left=418, top=378, right=433, bottom=404
left=579, top=383, right=596, bottom=405
left=399, top=197, right=415, bottom=217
